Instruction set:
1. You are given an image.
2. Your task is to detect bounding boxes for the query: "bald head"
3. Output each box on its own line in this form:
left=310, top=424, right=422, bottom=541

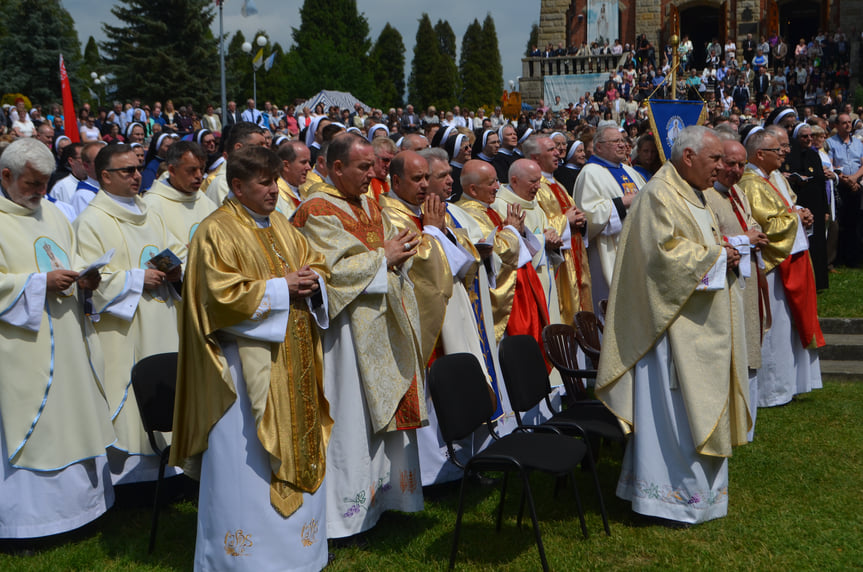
left=461, top=159, right=500, bottom=204
left=508, top=159, right=543, bottom=201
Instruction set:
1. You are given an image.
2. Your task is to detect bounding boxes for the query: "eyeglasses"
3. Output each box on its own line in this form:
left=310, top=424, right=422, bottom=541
left=105, top=166, right=143, bottom=176
left=759, top=147, right=784, bottom=154
left=599, top=138, right=626, bottom=145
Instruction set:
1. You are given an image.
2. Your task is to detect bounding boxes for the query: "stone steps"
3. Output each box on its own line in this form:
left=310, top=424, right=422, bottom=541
left=819, top=319, right=863, bottom=380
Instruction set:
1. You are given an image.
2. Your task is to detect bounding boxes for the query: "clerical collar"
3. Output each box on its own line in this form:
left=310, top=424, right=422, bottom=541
left=391, top=193, right=422, bottom=216
left=105, top=191, right=142, bottom=214
left=590, top=154, right=622, bottom=169
left=541, top=171, right=555, bottom=181
left=477, top=153, right=494, bottom=162
left=282, top=177, right=301, bottom=200
left=228, top=192, right=271, bottom=227
left=314, top=168, right=325, bottom=179
left=690, top=186, right=706, bottom=206
left=85, top=176, right=99, bottom=189
left=746, top=163, right=768, bottom=178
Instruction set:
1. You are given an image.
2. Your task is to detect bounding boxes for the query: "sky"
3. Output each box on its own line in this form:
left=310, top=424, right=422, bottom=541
left=62, top=0, right=540, bottom=95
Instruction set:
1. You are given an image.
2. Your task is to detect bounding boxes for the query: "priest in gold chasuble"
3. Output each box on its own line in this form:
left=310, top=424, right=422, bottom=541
left=597, top=127, right=750, bottom=525
left=171, top=146, right=332, bottom=572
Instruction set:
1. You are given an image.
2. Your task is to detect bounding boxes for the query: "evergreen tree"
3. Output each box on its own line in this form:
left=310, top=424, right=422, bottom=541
left=408, top=14, right=438, bottom=110
left=0, top=0, right=82, bottom=104
left=370, top=23, right=406, bottom=109
left=433, top=20, right=459, bottom=110
left=101, top=0, right=219, bottom=107
left=286, top=0, right=378, bottom=104
left=526, top=23, right=539, bottom=57
left=80, top=37, right=102, bottom=107
left=459, top=20, right=484, bottom=109
left=480, top=15, right=504, bottom=103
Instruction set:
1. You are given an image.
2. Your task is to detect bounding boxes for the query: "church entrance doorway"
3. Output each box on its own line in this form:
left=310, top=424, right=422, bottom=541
left=680, top=3, right=722, bottom=70
left=779, top=0, right=821, bottom=47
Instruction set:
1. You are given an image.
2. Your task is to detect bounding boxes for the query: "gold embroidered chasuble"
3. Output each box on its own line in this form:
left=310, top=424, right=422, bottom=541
left=0, top=197, right=114, bottom=471
left=143, top=178, right=217, bottom=261
left=537, top=177, right=593, bottom=322
left=170, top=198, right=332, bottom=517
left=454, top=197, right=521, bottom=343
left=379, top=193, right=453, bottom=364
left=73, top=191, right=182, bottom=456
left=298, top=169, right=323, bottom=199
left=596, top=162, right=750, bottom=458
left=293, top=182, right=426, bottom=433
left=738, top=168, right=798, bottom=273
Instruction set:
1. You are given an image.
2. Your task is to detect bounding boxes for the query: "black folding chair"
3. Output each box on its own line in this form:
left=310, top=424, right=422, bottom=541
left=429, top=353, right=598, bottom=572
left=498, top=335, right=615, bottom=535
left=130, top=352, right=178, bottom=554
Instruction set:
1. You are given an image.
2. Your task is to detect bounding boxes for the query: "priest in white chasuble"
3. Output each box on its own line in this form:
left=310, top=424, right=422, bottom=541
left=737, top=126, right=824, bottom=408
left=597, top=127, right=751, bottom=525
left=0, top=139, right=115, bottom=539
left=292, top=134, right=426, bottom=540
left=523, top=135, right=593, bottom=322
left=143, top=140, right=216, bottom=263
left=74, top=144, right=184, bottom=484
left=170, top=146, right=332, bottom=572
left=493, top=159, right=563, bottom=332
left=574, top=123, right=645, bottom=312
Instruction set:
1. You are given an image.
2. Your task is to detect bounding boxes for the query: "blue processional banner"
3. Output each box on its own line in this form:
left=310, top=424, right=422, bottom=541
left=646, top=99, right=707, bottom=162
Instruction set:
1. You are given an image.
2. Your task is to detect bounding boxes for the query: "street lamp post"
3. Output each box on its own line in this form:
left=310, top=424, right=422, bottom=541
left=90, top=71, right=106, bottom=106
left=218, top=0, right=227, bottom=128
left=241, top=34, right=268, bottom=106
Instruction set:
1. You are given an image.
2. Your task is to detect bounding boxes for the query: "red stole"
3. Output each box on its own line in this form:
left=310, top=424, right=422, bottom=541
left=486, top=207, right=551, bottom=364
left=763, top=177, right=825, bottom=348
left=546, top=179, right=588, bottom=294
left=728, top=185, right=772, bottom=339
left=369, top=178, right=389, bottom=202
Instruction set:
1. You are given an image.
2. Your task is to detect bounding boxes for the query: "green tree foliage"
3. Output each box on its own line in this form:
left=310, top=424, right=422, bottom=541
left=370, top=23, right=406, bottom=110
left=432, top=19, right=459, bottom=110
left=0, top=0, right=83, bottom=105
left=480, top=15, right=504, bottom=101
left=408, top=14, right=437, bottom=110
left=101, top=0, right=219, bottom=107
left=225, top=31, right=250, bottom=103
left=459, top=20, right=484, bottom=109
left=286, top=0, right=378, bottom=104
left=408, top=14, right=460, bottom=111
left=526, top=22, right=539, bottom=56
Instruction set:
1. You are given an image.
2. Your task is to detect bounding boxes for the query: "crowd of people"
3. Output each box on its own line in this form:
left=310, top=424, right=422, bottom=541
left=0, top=26, right=858, bottom=570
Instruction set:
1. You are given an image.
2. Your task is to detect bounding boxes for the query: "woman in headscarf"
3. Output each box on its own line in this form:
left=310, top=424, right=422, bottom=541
left=444, top=129, right=474, bottom=202
left=472, top=129, right=500, bottom=164
left=555, top=139, right=586, bottom=195
left=141, top=132, right=177, bottom=192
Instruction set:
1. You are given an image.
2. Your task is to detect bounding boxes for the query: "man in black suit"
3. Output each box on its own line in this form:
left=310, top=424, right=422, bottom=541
left=224, top=101, right=240, bottom=126
left=742, top=33, right=756, bottom=64
left=754, top=68, right=770, bottom=102
left=400, top=104, right=419, bottom=133
left=732, top=78, right=751, bottom=111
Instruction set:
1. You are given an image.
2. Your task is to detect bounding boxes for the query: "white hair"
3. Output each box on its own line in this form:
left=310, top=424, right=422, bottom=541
left=0, top=137, right=55, bottom=178
left=670, top=125, right=713, bottom=162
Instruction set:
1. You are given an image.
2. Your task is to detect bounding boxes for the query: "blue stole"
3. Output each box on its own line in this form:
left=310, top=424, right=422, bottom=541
left=446, top=205, right=503, bottom=419
left=76, top=179, right=98, bottom=194
left=631, top=165, right=652, bottom=182
left=587, top=155, right=639, bottom=195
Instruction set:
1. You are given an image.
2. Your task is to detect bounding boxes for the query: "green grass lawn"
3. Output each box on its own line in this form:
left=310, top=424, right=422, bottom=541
left=818, top=267, right=863, bottom=318
left=3, top=381, right=862, bottom=571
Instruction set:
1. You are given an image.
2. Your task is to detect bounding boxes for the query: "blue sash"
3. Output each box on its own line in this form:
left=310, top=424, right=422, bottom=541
left=587, top=155, right=639, bottom=195
left=446, top=205, right=504, bottom=419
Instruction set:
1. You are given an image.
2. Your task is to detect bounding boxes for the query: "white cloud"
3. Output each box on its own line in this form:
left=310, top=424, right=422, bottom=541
left=63, top=0, right=539, bottom=104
